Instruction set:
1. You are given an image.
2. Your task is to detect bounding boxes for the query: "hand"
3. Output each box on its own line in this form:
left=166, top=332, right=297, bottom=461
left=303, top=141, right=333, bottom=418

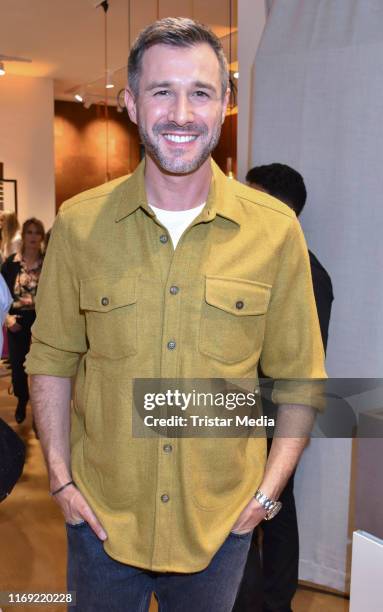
left=19, top=295, right=33, bottom=306
left=7, top=315, right=22, bottom=333
left=230, top=497, right=267, bottom=535
left=53, top=484, right=107, bottom=541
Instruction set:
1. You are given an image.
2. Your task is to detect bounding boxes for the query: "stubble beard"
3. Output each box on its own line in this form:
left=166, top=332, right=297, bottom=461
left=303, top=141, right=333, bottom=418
left=138, top=119, right=223, bottom=175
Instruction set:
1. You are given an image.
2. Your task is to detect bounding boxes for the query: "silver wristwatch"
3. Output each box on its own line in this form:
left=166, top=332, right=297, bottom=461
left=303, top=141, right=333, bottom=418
left=254, top=489, right=282, bottom=520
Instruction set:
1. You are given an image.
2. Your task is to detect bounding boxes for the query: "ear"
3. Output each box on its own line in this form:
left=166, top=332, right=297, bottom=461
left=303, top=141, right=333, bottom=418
left=221, top=87, right=231, bottom=124
left=125, top=87, right=138, bottom=125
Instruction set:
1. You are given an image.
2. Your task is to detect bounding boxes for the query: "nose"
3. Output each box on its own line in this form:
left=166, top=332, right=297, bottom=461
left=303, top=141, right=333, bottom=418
left=167, top=92, right=194, bottom=126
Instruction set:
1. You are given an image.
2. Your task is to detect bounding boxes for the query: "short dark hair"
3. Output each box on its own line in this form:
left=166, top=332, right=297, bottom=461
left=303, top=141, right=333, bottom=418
left=246, top=163, right=307, bottom=216
left=128, top=17, right=229, bottom=99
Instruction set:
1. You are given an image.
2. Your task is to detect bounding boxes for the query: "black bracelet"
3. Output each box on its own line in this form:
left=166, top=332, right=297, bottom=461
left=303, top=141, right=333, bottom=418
left=50, top=480, right=75, bottom=496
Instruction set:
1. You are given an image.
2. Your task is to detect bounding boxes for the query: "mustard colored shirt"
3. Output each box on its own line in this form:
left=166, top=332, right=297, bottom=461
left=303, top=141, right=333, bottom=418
left=26, top=159, right=326, bottom=573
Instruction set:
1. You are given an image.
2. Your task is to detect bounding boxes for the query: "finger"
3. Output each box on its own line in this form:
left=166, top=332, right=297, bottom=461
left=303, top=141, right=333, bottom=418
left=80, top=507, right=107, bottom=541
left=61, top=488, right=108, bottom=540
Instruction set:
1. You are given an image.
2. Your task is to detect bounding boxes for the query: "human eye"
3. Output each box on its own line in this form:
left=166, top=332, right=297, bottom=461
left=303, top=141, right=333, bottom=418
left=154, top=90, right=170, bottom=97
left=194, top=90, right=210, bottom=98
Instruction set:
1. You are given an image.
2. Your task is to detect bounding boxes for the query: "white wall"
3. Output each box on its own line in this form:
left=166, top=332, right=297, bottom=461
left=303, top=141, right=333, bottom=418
left=237, top=0, right=267, bottom=181
left=0, top=75, right=56, bottom=231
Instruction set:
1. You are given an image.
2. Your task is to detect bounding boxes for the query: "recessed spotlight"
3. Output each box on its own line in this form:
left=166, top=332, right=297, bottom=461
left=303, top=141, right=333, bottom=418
left=0, top=62, right=5, bottom=76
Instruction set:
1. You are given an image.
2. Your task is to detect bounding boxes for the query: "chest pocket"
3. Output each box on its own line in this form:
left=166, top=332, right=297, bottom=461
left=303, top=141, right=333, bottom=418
left=80, top=275, right=137, bottom=359
left=199, top=276, right=271, bottom=364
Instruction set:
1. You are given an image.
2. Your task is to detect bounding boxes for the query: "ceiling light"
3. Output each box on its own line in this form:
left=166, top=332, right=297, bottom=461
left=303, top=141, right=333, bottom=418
left=233, top=71, right=239, bottom=79
left=105, top=69, right=114, bottom=89
left=74, top=92, right=84, bottom=102
left=0, top=62, right=5, bottom=76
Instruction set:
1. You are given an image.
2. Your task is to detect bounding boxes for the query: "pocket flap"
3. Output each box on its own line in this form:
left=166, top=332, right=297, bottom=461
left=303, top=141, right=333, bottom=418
left=205, top=276, right=271, bottom=316
left=80, top=276, right=136, bottom=312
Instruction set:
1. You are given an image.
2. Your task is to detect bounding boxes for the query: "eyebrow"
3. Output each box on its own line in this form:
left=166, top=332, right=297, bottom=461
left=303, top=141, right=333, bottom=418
left=145, top=80, right=218, bottom=93
left=145, top=81, right=172, bottom=91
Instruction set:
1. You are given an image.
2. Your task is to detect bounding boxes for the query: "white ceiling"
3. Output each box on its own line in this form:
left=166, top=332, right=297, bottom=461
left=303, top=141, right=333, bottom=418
left=0, top=0, right=237, bottom=104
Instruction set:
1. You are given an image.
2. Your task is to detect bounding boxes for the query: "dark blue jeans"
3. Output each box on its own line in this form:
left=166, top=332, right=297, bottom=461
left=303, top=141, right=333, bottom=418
left=67, top=522, right=253, bottom=611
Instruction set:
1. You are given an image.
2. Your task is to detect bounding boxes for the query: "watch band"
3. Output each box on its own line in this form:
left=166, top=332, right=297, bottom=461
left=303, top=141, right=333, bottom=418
left=254, top=489, right=282, bottom=520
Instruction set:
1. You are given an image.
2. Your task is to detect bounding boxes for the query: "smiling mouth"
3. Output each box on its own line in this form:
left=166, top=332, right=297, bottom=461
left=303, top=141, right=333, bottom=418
left=163, top=134, right=198, bottom=144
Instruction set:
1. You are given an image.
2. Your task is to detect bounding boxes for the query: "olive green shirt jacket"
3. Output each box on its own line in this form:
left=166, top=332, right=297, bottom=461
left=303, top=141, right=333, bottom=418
left=26, top=159, right=326, bottom=573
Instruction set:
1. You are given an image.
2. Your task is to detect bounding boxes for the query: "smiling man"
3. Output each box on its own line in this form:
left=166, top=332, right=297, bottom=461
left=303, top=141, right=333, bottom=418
left=26, top=17, right=326, bottom=612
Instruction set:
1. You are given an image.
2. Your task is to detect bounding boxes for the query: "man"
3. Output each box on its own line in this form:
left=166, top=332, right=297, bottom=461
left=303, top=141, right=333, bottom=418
left=246, top=164, right=334, bottom=348
left=234, top=163, right=334, bottom=612
left=26, top=18, right=326, bottom=612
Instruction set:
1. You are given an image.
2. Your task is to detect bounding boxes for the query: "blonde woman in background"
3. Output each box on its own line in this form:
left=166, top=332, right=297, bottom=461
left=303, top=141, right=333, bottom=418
left=0, top=211, right=22, bottom=262
left=1, top=218, right=45, bottom=423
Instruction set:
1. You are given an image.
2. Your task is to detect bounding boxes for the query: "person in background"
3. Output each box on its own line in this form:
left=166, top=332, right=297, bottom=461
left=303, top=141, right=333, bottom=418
left=0, top=211, right=22, bottom=262
left=234, top=163, right=333, bottom=612
left=0, top=275, right=12, bottom=348
left=1, top=218, right=45, bottom=424
left=0, top=211, right=21, bottom=364
left=0, top=274, right=25, bottom=504
left=246, top=164, right=333, bottom=349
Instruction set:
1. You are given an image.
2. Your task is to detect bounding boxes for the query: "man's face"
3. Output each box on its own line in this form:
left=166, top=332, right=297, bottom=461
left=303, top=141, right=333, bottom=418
left=126, top=43, right=229, bottom=175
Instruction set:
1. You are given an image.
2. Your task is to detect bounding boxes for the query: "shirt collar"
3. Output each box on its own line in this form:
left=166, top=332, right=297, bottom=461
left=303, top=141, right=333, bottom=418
left=114, top=157, right=240, bottom=226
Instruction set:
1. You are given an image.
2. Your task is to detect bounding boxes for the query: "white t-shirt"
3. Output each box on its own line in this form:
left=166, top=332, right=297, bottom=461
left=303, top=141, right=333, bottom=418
left=149, top=203, right=206, bottom=248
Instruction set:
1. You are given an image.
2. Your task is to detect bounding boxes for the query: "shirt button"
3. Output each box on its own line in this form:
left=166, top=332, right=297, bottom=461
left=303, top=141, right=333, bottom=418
left=170, top=286, right=179, bottom=295
left=236, top=300, right=244, bottom=310
left=167, top=340, right=176, bottom=350
left=101, top=297, right=109, bottom=306
left=163, top=444, right=173, bottom=453
left=160, top=234, right=168, bottom=244
left=161, top=494, right=170, bottom=503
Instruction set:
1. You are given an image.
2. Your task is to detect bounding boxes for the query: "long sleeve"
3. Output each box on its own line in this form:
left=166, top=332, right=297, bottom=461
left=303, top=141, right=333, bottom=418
left=25, top=211, right=87, bottom=378
left=260, top=217, right=327, bottom=409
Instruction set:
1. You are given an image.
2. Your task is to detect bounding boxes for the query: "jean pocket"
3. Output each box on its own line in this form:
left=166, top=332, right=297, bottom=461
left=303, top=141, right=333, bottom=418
left=66, top=520, right=87, bottom=528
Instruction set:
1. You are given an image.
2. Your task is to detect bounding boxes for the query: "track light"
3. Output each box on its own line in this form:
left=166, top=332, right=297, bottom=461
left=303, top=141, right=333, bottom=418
left=0, top=62, right=5, bottom=76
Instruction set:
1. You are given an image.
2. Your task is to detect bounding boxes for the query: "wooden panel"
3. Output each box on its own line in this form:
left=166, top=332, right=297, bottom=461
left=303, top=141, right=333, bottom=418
left=54, top=101, right=141, bottom=211
left=213, top=113, right=237, bottom=176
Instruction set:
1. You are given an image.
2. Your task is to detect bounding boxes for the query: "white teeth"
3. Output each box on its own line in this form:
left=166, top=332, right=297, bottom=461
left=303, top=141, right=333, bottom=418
left=163, top=134, right=197, bottom=143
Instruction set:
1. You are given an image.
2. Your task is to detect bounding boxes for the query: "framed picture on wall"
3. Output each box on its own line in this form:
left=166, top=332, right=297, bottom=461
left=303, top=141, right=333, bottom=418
left=0, top=178, right=18, bottom=215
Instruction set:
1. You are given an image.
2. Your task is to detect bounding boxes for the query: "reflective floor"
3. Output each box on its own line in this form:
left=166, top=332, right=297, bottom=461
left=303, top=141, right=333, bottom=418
left=0, top=374, right=348, bottom=611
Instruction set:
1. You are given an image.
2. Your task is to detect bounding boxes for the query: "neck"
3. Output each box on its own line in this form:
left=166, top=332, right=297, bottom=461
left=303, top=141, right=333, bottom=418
left=144, top=155, right=212, bottom=211
left=23, top=247, right=40, bottom=261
